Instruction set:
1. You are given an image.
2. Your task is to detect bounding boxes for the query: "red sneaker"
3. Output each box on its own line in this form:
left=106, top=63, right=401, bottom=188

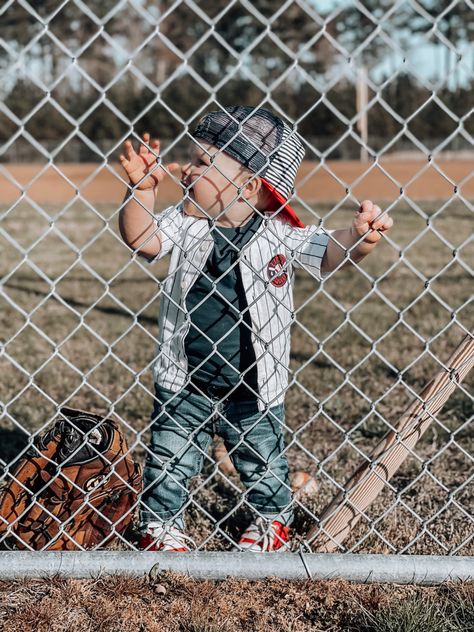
left=139, top=524, right=193, bottom=552
left=236, top=517, right=290, bottom=552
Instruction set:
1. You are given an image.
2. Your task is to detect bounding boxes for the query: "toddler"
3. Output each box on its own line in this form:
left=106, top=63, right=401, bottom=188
left=118, top=106, right=393, bottom=552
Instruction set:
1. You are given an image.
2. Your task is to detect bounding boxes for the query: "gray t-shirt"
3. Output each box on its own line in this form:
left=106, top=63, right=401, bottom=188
left=184, top=212, right=263, bottom=389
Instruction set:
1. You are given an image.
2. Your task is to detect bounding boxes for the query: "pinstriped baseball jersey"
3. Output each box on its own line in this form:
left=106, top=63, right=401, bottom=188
left=150, top=204, right=331, bottom=412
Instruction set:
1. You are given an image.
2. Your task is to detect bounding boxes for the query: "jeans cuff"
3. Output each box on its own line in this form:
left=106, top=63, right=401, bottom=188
left=252, top=507, right=294, bottom=527
left=139, top=510, right=185, bottom=531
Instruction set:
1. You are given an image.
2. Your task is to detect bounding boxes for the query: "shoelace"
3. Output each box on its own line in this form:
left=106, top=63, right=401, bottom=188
left=148, top=525, right=195, bottom=550
left=240, top=518, right=288, bottom=551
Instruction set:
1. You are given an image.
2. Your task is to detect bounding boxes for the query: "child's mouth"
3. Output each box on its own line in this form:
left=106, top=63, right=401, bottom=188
left=181, top=179, right=195, bottom=197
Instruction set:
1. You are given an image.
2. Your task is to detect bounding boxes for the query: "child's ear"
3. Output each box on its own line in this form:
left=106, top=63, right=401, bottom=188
left=242, top=174, right=262, bottom=200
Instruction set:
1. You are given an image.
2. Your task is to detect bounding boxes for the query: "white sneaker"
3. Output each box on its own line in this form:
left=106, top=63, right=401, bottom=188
left=139, top=523, right=194, bottom=552
left=235, top=517, right=291, bottom=552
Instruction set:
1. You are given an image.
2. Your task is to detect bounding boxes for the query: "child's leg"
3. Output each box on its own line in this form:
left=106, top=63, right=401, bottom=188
left=217, top=399, right=293, bottom=526
left=140, top=384, right=214, bottom=531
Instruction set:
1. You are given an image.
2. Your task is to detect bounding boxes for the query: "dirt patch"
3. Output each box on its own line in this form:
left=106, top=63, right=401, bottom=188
left=0, top=159, right=472, bottom=206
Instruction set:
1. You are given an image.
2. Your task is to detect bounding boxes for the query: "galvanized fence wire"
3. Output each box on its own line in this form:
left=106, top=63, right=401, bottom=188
left=0, top=0, right=472, bottom=554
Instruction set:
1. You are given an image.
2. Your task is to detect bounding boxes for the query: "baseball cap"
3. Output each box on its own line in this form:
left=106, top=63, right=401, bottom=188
left=191, top=106, right=305, bottom=228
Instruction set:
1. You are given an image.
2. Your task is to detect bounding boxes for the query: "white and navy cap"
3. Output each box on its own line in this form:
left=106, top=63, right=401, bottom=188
left=192, top=106, right=305, bottom=228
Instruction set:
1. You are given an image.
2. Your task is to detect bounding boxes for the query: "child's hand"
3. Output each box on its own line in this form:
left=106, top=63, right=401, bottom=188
left=352, top=200, right=393, bottom=244
left=119, top=133, right=180, bottom=191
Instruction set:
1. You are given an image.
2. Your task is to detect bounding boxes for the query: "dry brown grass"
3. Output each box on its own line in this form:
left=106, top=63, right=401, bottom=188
left=0, top=573, right=472, bottom=632
left=0, top=199, right=472, bottom=557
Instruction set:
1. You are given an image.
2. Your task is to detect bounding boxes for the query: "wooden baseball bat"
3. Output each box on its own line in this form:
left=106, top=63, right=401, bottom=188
left=306, top=334, right=474, bottom=553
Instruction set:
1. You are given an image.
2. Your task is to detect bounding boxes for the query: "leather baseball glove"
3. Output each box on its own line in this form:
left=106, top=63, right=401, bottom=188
left=0, top=407, right=142, bottom=550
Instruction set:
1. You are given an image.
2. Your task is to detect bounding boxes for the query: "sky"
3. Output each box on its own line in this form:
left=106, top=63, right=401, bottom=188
left=306, top=0, right=473, bottom=89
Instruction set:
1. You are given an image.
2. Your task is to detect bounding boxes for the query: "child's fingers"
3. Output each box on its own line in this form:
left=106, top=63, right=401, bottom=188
left=139, top=132, right=150, bottom=156
left=356, top=204, right=389, bottom=226
left=359, top=200, right=374, bottom=215
left=164, top=162, right=181, bottom=174
left=150, top=139, right=161, bottom=163
left=357, top=203, right=382, bottom=221
left=353, top=200, right=393, bottom=239
left=372, top=204, right=385, bottom=221
left=355, top=211, right=375, bottom=223
left=119, top=154, right=129, bottom=167
left=373, top=215, right=393, bottom=231
left=353, top=211, right=373, bottom=235
left=123, top=139, right=136, bottom=161
left=138, top=135, right=162, bottom=164
left=371, top=205, right=390, bottom=228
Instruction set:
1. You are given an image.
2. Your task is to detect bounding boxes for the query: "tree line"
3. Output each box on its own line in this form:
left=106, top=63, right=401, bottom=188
left=0, top=0, right=472, bottom=161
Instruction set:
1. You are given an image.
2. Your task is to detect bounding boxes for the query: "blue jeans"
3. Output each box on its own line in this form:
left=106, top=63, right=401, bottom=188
left=140, top=384, right=293, bottom=530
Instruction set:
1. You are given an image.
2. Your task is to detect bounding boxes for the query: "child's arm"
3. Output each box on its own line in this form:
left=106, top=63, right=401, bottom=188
left=118, top=133, right=180, bottom=260
left=321, top=200, right=393, bottom=274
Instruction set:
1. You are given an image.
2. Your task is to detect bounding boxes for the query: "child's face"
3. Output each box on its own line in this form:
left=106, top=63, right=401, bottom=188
left=181, top=142, right=256, bottom=226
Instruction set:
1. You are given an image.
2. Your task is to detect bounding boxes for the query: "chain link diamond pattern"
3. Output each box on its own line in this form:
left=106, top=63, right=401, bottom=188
left=0, top=0, right=472, bottom=554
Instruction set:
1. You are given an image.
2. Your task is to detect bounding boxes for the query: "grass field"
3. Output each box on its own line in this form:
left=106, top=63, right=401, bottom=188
left=0, top=195, right=472, bottom=630
left=1, top=197, right=472, bottom=556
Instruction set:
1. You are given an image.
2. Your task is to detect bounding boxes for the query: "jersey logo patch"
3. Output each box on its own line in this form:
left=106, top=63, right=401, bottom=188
left=267, top=254, right=288, bottom=287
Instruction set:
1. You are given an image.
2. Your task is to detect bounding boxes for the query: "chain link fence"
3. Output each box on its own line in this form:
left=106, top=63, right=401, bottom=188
left=0, top=0, right=472, bottom=556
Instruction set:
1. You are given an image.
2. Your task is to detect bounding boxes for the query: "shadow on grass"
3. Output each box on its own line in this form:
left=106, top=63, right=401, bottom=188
left=3, top=281, right=156, bottom=325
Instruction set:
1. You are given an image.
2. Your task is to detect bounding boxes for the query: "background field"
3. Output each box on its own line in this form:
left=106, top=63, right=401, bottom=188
left=1, top=174, right=472, bottom=555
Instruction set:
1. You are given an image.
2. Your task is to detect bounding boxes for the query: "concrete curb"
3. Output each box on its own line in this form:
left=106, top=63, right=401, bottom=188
left=0, top=551, right=472, bottom=584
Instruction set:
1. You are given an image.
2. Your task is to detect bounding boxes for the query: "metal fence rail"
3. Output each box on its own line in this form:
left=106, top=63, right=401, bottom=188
left=0, top=0, right=472, bottom=563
